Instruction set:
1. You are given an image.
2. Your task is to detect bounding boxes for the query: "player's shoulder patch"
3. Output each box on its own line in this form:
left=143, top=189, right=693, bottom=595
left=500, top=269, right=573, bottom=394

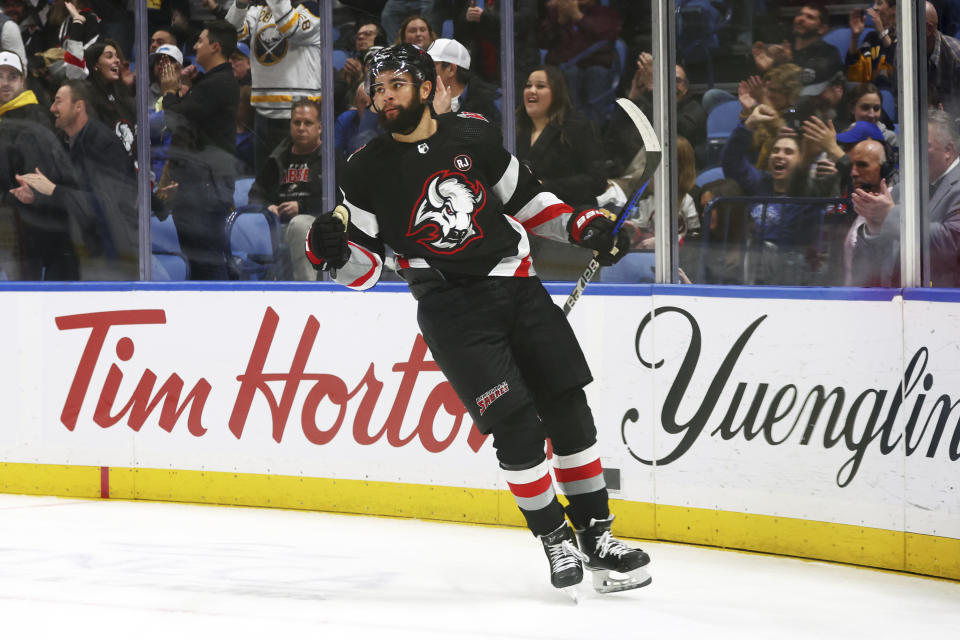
left=439, top=110, right=496, bottom=144
left=457, top=111, right=489, bottom=123
left=346, top=144, right=368, bottom=163
left=346, top=134, right=390, bottom=164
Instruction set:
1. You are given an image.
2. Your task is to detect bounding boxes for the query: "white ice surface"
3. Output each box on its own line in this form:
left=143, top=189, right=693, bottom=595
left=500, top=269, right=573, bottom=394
left=0, top=494, right=957, bottom=639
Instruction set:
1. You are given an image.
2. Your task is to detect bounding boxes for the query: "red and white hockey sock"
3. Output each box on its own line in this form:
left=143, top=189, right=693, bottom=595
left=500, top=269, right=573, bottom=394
left=504, top=457, right=556, bottom=512
left=552, top=444, right=606, bottom=495
left=552, top=444, right=609, bottom=527
left=503, top=458, right=566, bottom=536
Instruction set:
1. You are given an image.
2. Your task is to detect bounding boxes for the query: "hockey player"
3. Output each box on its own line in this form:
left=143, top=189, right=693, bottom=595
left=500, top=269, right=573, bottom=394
left=305, top=44, right=651, bottom=596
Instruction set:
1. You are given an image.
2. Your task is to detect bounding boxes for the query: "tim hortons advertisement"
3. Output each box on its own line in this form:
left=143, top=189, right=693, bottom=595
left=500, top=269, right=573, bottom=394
left=0, top=288, right=956, bottom=540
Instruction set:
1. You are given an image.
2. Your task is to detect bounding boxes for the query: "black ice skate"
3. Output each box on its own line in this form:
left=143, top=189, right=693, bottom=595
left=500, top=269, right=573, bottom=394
left=575, top=515, right=652, bottom=594
left=539, top=522, right=584, bottom=598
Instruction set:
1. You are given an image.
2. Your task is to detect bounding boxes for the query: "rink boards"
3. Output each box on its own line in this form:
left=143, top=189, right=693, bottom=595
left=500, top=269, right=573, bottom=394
left=0, top=282, right=957, bottom=581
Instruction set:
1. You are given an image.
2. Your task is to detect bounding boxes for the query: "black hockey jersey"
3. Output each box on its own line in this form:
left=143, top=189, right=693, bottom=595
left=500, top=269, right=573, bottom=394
left=321, top=112, right=575, bottom=290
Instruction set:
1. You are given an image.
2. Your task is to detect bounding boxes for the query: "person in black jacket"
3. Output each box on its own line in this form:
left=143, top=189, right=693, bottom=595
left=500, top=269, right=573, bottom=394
left=516, top=65, right=607, bottom=279
left=157, top=19, right=240, bottom=280
left=606, top=54, right=705, bottom=172
left=248, top=98, right=344, bottom=280
left=753, top=2, right=843, bottom=77
left=82, top=39, right=136, bottom=159
left=0, top=49, right=79, bottom=279
left=11, top=78, right=137, bottom=279
left=628, top=56, right=705, bottom=149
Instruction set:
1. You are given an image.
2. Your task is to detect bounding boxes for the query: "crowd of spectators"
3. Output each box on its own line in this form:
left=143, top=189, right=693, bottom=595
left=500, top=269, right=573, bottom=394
left=0, top=0, right=956, bottom=287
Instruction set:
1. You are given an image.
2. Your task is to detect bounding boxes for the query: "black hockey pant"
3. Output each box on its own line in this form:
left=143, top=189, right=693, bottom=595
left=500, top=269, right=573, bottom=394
left=416, top=276, right=609, bottom=536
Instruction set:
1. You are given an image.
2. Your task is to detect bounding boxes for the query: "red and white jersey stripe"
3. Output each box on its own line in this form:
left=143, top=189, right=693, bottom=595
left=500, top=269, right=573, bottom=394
left=487, top=216, right=536, bottom=277
left=334, top=112, right=582, bottom=288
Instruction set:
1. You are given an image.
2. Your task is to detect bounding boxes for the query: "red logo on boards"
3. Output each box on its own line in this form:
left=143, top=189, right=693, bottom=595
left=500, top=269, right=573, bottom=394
left=54, top=308, right=490, bottom=454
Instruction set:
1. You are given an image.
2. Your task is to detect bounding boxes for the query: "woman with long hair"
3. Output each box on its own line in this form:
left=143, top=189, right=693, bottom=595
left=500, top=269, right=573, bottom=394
left=516, top=66, right=605, bottom=208
left=844, top=82, right=897, bottom=148
left=82, top=38, right=136, bottom=159
left=515, top=65, right=607, bottom=279
left=394, top=15, right=435, bottom=50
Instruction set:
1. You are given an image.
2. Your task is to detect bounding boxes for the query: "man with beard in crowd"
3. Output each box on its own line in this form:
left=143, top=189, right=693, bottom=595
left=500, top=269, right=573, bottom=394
left=0, top=49, right=77, bottom=279
left=11, top=78, right=137, bottom=279
left=753, top=2, right=842, bottom=75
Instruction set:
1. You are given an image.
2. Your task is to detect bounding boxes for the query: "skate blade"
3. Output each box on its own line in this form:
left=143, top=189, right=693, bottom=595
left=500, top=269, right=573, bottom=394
left=591, top=567, right=652, bottom=594
left=562, top=585, right=580, bottom=604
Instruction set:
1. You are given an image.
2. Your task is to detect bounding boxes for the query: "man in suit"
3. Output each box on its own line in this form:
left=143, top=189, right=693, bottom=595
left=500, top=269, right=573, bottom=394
left=851, top=109, right=960, bottom=287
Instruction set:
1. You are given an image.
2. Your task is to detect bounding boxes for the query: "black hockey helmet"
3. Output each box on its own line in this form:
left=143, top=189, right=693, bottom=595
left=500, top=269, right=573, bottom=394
left=366, top=43, right=437, bottom=102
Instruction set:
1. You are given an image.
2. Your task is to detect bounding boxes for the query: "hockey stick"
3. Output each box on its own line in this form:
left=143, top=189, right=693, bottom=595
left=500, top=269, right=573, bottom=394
left=562, top=99, right=662, bottom=316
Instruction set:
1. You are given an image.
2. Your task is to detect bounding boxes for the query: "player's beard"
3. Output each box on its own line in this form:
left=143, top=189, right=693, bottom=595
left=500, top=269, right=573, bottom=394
left=378, top=98, right=427, bottom=135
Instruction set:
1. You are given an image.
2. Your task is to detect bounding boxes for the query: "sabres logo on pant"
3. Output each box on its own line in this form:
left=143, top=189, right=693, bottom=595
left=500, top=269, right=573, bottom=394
left=408, top=171, right=486, bottom=253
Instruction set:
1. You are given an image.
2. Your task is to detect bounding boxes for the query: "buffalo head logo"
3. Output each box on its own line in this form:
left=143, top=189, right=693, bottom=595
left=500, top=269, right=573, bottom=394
left=255, top=24, right=289, bottom=65
left=408, top=171, right=485, bottom=253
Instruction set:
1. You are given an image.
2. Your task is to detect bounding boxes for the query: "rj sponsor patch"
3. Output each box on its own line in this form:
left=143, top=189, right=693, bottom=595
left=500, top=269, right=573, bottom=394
left=476, top=381, right=509, bottom=415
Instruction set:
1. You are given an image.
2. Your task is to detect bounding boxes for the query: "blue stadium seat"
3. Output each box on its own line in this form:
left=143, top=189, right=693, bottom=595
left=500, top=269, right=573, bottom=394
left=880, top=89, right=896, bottom=122
left=151, top=214, right=180, bottom=254
left=705, top=100, right=741, bottom=163
left=695, top=166, right=725, bottom=187
left=152, top=253, right=189, bottom=280
left=707, top=100, right=741, bottom=140
left=442, top=19, right=454, bottom=39
left=703, top=88, right=736, bottom=114
left=150, top=215, right=189, bottom=280
left=823, top=27, right=874, bottom=61
left=332, top=49, right=348, bottom=70
left=234, top=176, right=255, bottom=208
left=599, top=252, right=656, bottom=283
left=823, top=28, right=853, bottom=61
left=225, top=206, right=282, bottom=280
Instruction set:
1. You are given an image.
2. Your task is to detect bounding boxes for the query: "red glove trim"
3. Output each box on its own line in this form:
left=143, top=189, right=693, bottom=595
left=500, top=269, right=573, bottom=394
left=569, top=208, right=605, bottom=243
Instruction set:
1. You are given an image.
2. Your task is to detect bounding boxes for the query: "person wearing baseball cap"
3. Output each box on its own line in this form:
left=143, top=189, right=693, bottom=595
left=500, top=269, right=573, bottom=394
left=427, top=37, right=500, bottom=125
left=795, top=60, right=845, bottom=125
left=835, top=120, right=885, bottom=146
left=230, top=41, right=251, bottom=85
left=0, top=49, right=80, bottom=280
left=0, top=50, right=51, bottom=129
left=150, top=43, right=184, bottom=67
left=149, top=43, right=185, bottom=104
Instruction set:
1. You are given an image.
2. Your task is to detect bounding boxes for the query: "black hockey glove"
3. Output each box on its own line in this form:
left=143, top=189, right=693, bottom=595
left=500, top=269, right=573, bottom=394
left=307, top=207, right=351, bottom=271
left=567, top=208, right=630, bottom=266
